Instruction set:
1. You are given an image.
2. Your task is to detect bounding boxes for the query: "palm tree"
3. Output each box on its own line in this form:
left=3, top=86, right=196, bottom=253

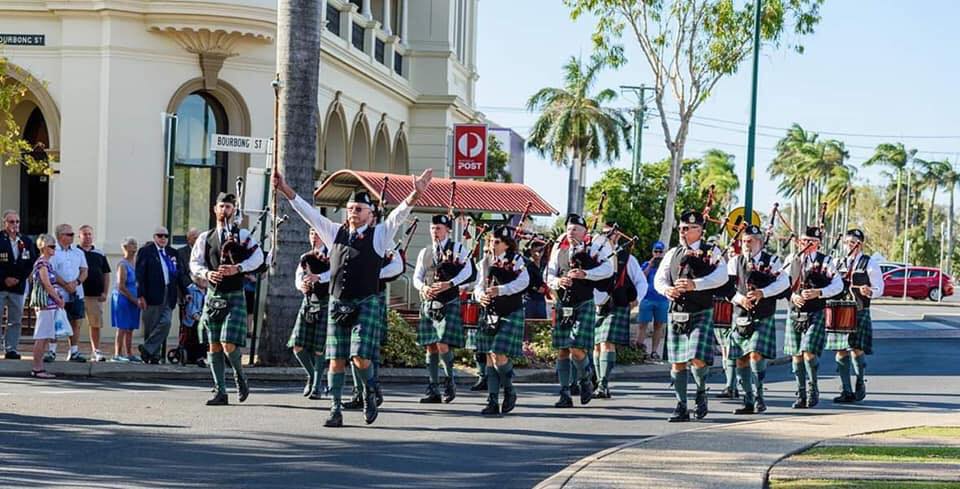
left=261, top=0, right=322, bottom=365
left=695, top=149, right=740, bottom=208
left=769, top=124, right=818, bottom=231
left=526, top=54, right=630, bottom=214
left=941, top=162, right=960, bottom=273
left=916, top=158, right=951, bottom=240
left=863, top=143, right=917, bottom=238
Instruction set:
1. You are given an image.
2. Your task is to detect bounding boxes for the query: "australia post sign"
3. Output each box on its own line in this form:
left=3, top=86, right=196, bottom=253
left=452, top=124, right=488, bottom=178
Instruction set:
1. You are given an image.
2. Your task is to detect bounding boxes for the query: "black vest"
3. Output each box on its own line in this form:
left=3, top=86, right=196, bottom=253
left=330, top=225, right=381, bottom=301
left=839, top=254, right=872, bottom=309
left=300, top=249, right=330, bottom=300
left=791, top=252, right=833, bottom=312
left=610, top=249, right=639, bottom=307
left=204, top=229, right=243, bottom=293
left=667, top=244, right=717, bottom=313
left=557, top=243, right=601, bottom=305
left=523, top=257, right=545, bottom=298
left=735, top=251, right=779, bottom=319
left=486, top=251, right=524, bottom=315
left=429, top=240, right=467, bottom=304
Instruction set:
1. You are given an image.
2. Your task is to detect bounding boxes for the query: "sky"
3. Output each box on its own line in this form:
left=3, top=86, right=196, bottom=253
left=475, top=0, right=960, bottom=220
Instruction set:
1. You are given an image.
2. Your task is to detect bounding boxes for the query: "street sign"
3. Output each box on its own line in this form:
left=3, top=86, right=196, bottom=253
left=0, top=34, right=45, bottom=46
left=211, top=134, right=273, bottom=154
left=452, top=124, right=487, bottom=178
left=725, top=206, right=762, bottom=238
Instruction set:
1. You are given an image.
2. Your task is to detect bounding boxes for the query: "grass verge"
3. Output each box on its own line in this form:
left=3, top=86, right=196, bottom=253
left=875, top=426, right=960, bottom=439
left=794, top=445, right=960, bottom=463
left=770, top=481, right=960, bottom=489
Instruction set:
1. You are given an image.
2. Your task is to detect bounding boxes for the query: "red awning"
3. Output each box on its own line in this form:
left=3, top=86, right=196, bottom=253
left=312, top=170, right=558, bottom=216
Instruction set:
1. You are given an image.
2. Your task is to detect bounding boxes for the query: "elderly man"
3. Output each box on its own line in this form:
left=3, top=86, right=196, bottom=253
left=78, top=225, right=111, bottom=362
left=48, top=223, right=88, bottom=363
left=136, top=226, right=180, bottom=364
left=0, top=210, right=36, bottom=359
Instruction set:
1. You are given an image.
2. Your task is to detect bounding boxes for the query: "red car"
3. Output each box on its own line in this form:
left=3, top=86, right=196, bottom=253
left=882, top=266, right=955, bottom=301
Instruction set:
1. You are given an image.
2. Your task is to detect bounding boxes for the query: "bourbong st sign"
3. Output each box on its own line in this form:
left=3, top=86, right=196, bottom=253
left=452, top=124, right=488, bottom=178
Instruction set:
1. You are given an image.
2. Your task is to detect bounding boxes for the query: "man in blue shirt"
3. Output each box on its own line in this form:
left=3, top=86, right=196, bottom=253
left=637, top=241, right=668, bottom=361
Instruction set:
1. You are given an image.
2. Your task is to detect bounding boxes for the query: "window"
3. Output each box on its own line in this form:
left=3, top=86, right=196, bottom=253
left=375, top=38, right=385, bottom=64
left=326, top=4, right=341, bottom=36
left=352, top=22, right=364, bottom=51
left=172, top=93, right=228, bottom=240
left=908, top=269, right=930, bottom=278
left=888, top=269, right=906, bottom=279
left=394, top=52, right=403, bottom=76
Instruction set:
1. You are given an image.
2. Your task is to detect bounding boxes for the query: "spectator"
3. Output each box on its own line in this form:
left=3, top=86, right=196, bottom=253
left=176, top=228, right=199, bottom=318
left=0, top=210, right=36, bottom=359
left=637, top=241, right=669, bottom=362
left=244, top=274, right=257, bottom=338
left=29, top=234, right=63, bottom=378
left=48, top=223, right=88, bottom=363
left=111, top=237, right=142, bottom=362
left=136, top=226, right=179, bottom=364
left=522, top=242, right=548, bottom=319
left=78, top=225, right=111, bottom=362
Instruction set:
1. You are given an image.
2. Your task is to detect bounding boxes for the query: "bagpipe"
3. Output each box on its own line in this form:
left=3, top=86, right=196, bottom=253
left=221, top=176, right=284, bottom=274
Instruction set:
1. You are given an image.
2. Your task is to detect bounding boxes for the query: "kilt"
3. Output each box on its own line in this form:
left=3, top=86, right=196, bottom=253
left=372, top=292, right=388, bottom=364
left=595, top=304, right=631, bottom=345
left=714, top=325, right=733, bottom=349
left=825, top=308, right=873, bottom=354
left=476, top=308, right=525, bottom=357
left=417, top=297, right=464, bottom=348
left=287, top=295, right=329, bottom=352
left=667, top=308, right=715, bottom=364
left=784, top=309, right=826, bottom=356
left=727, top=315, right=778, bottom=360
left=552, top=299, right=596, bottom=350
left=326, top=294, right=383, bottom=361
left=199, top=290, right=248, bottom=347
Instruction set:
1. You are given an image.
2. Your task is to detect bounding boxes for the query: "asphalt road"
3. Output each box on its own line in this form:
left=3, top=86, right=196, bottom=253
left=2, top=319, right=959, bottom=488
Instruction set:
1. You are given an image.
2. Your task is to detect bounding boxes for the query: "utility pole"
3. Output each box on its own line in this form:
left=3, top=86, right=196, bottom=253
left=743, top=0, right=763, bottom=219
left=620, top=85, right=655, bottom=185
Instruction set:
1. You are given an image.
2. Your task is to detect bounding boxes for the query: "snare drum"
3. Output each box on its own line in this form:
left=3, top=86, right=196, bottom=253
left=461, top=300, right=480, bottom=326
left=713, top=298, right=733, bottom=329
left=825, top=300, right=857, bottom=333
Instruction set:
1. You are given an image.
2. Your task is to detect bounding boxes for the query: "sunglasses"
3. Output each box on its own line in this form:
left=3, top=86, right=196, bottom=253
left=652, top=249, right=664, bottom=253
left=61, top=232, right=74, bottom=237
left=678, top=226, right=698, bottom=231
left=155, top=234, right=169, bottom=239
left=5, top=220, right=19, bottom=224
left=44, top=245, right=56, bottom=250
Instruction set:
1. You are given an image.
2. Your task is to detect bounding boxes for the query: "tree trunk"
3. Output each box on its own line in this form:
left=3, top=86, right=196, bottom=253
left=658, top=145, right=684, bottom=245
left=577, top=158, right=587, bottom=214
left=926, top=185, right=938, bottom=240
left=894, top=169, right=902, bottom=238
left=565, top=161, right=578, bottom=215
left=948, top=186, right=955, bottom=274
left=260, top=0, right=321, bottom=366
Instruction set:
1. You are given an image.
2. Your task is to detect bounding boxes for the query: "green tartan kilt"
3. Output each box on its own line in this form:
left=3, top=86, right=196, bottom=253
left=595, top=305, right=631, bottom=346
left=417, top=297, right=464, bottom=348
left=667, top=308, right=715, bottom=364
left=714, top=324, right=733, bottom=347
left=199, top=290, right=248, bottom=347
left=727, top=315, right=778, bottom=360
left=784, top=309, right=826, bottom=356
left=287, top=295, right=329, bottom=352
left=325, top=294, right=383, bottom=361
left=552, top=299, right=596, bottom=350
left=372, top=291, right=388, bottom=364
left=825, top=308, right=873, bottom=354
left=476, top=308, right=525, bottom=358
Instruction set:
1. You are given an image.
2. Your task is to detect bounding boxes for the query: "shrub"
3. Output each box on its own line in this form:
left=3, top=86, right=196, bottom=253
left=380, top=310, right=423, bottom=367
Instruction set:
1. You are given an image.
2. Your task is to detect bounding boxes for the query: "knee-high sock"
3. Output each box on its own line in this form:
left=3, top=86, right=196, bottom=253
left=485, top=365, right=500, bottom=399
left=557, top=358, right=572, bottom=392
left=592, top=350, right=601, bottom=378
left=792, top=360, right=807, bottom=394
left=497, top=360, right=515, bottom=393
left=804, top=356, right=819, bottom=390
left=724, top=357, right=737, bottom=391
left=293, top=349, right=315, bottom=380
left=312, top=354, right=326, bottom=393
left=440, top=350, right=455, bottom=380
left=208, top=351, right=226, bottom=394
left=691, top=365, right=709, bottom=394
left=572, top=355, right=590, bottom=382
left=750, top=359, right=767, bottom=399
left=328, top=370, right=345, bottom=409
left=568, top=359, right=577, bottom=387
left=475, top=352, right=487, bottom=379
left=355, top=363, right=372, bottom=392
left=426, top=352, right=440, bottom=384
left=836, top=354, right=853, bottom=393
left=599, top=351, right=616, bottom=386
left=369, top=361, right=380, bottom=388
left=671, top=369, right=688, bottom=404
left=737, top=366, right=754, bottom=405
left=349, top=363, right=362, bottom=395
left=852, top=355, right=866, bottom=384
left=226, top=349, right=246, bottom=382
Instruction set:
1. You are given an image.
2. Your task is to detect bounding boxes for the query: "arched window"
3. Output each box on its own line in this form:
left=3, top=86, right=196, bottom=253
left=172, top=92, right=228, bottom=238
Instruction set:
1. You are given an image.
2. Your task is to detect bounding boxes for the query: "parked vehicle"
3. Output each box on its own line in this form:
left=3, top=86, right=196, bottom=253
left=882, top=266, right=954, bottom=301
left=879, top=262, right=906, bottom=275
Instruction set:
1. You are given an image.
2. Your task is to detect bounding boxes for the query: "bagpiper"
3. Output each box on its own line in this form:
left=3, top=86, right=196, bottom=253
left=653, top=210, right=728, bottom=422
left=714, top=237, right=741, bottom=400
left=289, top=229, right=329, bottom=400
left=413, top=214, right=474, bottom=404
left=275, top=168, right=430, bottom=427
left=190, top=192, right=264, bottom=406
left=725, top=225, right=789, bottom=414
left=546, top=214, right=614, bottom=408
left=826, top=228, right=882, bottom=403
left=474, top=225, right=530, bottom=416
left=784, top=225, right=843, bottom=409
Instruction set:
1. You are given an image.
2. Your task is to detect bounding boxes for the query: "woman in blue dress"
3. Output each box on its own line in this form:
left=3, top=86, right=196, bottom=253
left=111, top=237, right=143, bottom=362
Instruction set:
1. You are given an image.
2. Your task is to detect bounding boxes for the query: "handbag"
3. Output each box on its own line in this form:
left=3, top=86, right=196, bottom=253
left=28, top=278, right=49, bottom=309
left=330, top=301, right=359, bottom=328
left=54, top=308, right=73, bottom=339
left=206, top=296, right=230, bottom=322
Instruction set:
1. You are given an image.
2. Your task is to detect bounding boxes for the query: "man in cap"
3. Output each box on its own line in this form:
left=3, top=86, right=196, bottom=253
left=546, top=213, right=614, bottom=408
left=413, top=213, right=474, bottom=404
left=190, top=193, right=264, bottom=405
left=783, top=225, right=843, bottom=409
left=654, top=210, right=728, bottom=422
left=275, top=168, right=431, bottom=427
left=827, top=228, right=882, bottom=403
left=592, top=222, right=646, bottom=399
left=726, top=225, right=789, bottom=414
left=638, top=241, right=669, bottom=361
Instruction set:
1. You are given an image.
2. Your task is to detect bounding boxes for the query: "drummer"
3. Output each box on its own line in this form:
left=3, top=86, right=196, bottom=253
left=784, top=226, right=843, bottom=409
left=826, top=229, right=883, bottom=403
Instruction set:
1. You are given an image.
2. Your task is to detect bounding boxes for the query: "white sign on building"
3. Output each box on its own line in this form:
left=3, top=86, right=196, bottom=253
left=211, top=134, right=273, bottom=154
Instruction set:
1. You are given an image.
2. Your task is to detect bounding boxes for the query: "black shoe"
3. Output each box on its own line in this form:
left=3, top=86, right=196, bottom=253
left=237, top=377, right=249, bottom=403
left=734, top=404, right=755, bottom=415
left=206, top=392, right=228, bottom=406
left=554, top=391, right=573, bottom=408
left=374, top=384, right=384, bottom=407
left=343, top=391, right=364, bottom=410
left=717, top=387, right=739, bottom=399
left=806, top=383, right=819, bottom=408
left=5, top=351, right=21, bottom=360
left=694, top=391, right=708, bottom=420
left=569, top=382, right=580, bottom=397
left=756, top=397, right=767, bottom=413
left=419, top=384, right=442, bottom=404
left=481, top=395, right=501, bottom=416
left=363, top=387, right=379, bottom=425
left=502, top=386, right=517, bottom=414
left=833, top=391, right=856, bottom=403
left=442, top=379, right=457, bottom=404
left=324, top=409, right=343, bottom=428
left=469, top=377, right=488, bottom=392
left=578, top=378, right=594, bottom=405
left=854, top=379, right=866, bottom=401
left=309, top=381, right=327, bottom=400
left=668, top=402, right=690, bottom=422
left=792, top=390, right=807, bottom=409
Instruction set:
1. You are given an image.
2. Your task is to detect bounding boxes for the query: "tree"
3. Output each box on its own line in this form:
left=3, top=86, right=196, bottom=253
left=863, top=142, right=916, bottom=238
left=483, top=136, right=512, bottom=183
left=260, top=0, right=322, bottom=365
left=915, top=158, right=951, bottom=240
left=0, top=55, right=54, bottom=175
left=941, top=163, right=960, bottom=273
left=566, top=0, right=823, bottom=244
left=693, top=149, right=740, bottom=208
left=526, top=54, right=630, bottom=214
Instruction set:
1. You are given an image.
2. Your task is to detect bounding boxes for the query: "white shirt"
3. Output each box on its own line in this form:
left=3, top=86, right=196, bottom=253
left=288, top=194, right=413, bottom=258
left=842, top=251, right=885, bottom=298
left=783, top=251, right=844, bottom=299
left=726, top=250, right=790, bottom=306
left=653, top=240, right=728, bottom=296
left=473, top=252, right=530, bottom=300
left=5, top=234, right=20, bottom=260
left=594, top=254, right=648, bottom=305
left=413, top=238, right=474, bottom=291
left=380, top=250, right=404, bottom=280
left=545, top=236, right=615, bottom=290
left=51, top=243, right=88, bottom=299
left=157, top=246, right=170, bottom=285
left=189, top=227, right=265, bottom=279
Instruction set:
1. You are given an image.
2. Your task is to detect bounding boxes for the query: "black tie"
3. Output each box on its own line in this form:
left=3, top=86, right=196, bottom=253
left=349, top=230, right=359, bottom=245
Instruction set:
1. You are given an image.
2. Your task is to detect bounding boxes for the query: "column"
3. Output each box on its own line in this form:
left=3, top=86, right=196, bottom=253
left=321, top=0, right=328, bottom=25
left=400, top=0, right=408, bottom=44
left=382, top=0, right=393, bottom=36
left=361, top=0, right=372, bottom=19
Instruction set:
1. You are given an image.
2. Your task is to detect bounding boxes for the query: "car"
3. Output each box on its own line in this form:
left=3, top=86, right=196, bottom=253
left=881, top=266, right=954, bottom=301
left=879, top=262, right=906, bottom=275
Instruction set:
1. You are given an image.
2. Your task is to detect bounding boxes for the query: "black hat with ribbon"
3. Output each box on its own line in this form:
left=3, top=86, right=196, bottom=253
left=431, top=214, right=453, bottom=228
left=565, top=214, right=587, bottom=228
left=744, top=224, right=763, bottom=236
left=216, top=192, right=237, bottom=205
left=347, top=191, right=374, bottom=207
left=679, top=210, right=705, bottom=227
left=845, top=228, right=865, bottom=242
left=803, top=225, right=823, bottom=241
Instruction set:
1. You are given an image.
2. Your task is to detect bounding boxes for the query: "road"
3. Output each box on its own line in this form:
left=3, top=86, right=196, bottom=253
left=1, top=306, right=959, bottom=489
